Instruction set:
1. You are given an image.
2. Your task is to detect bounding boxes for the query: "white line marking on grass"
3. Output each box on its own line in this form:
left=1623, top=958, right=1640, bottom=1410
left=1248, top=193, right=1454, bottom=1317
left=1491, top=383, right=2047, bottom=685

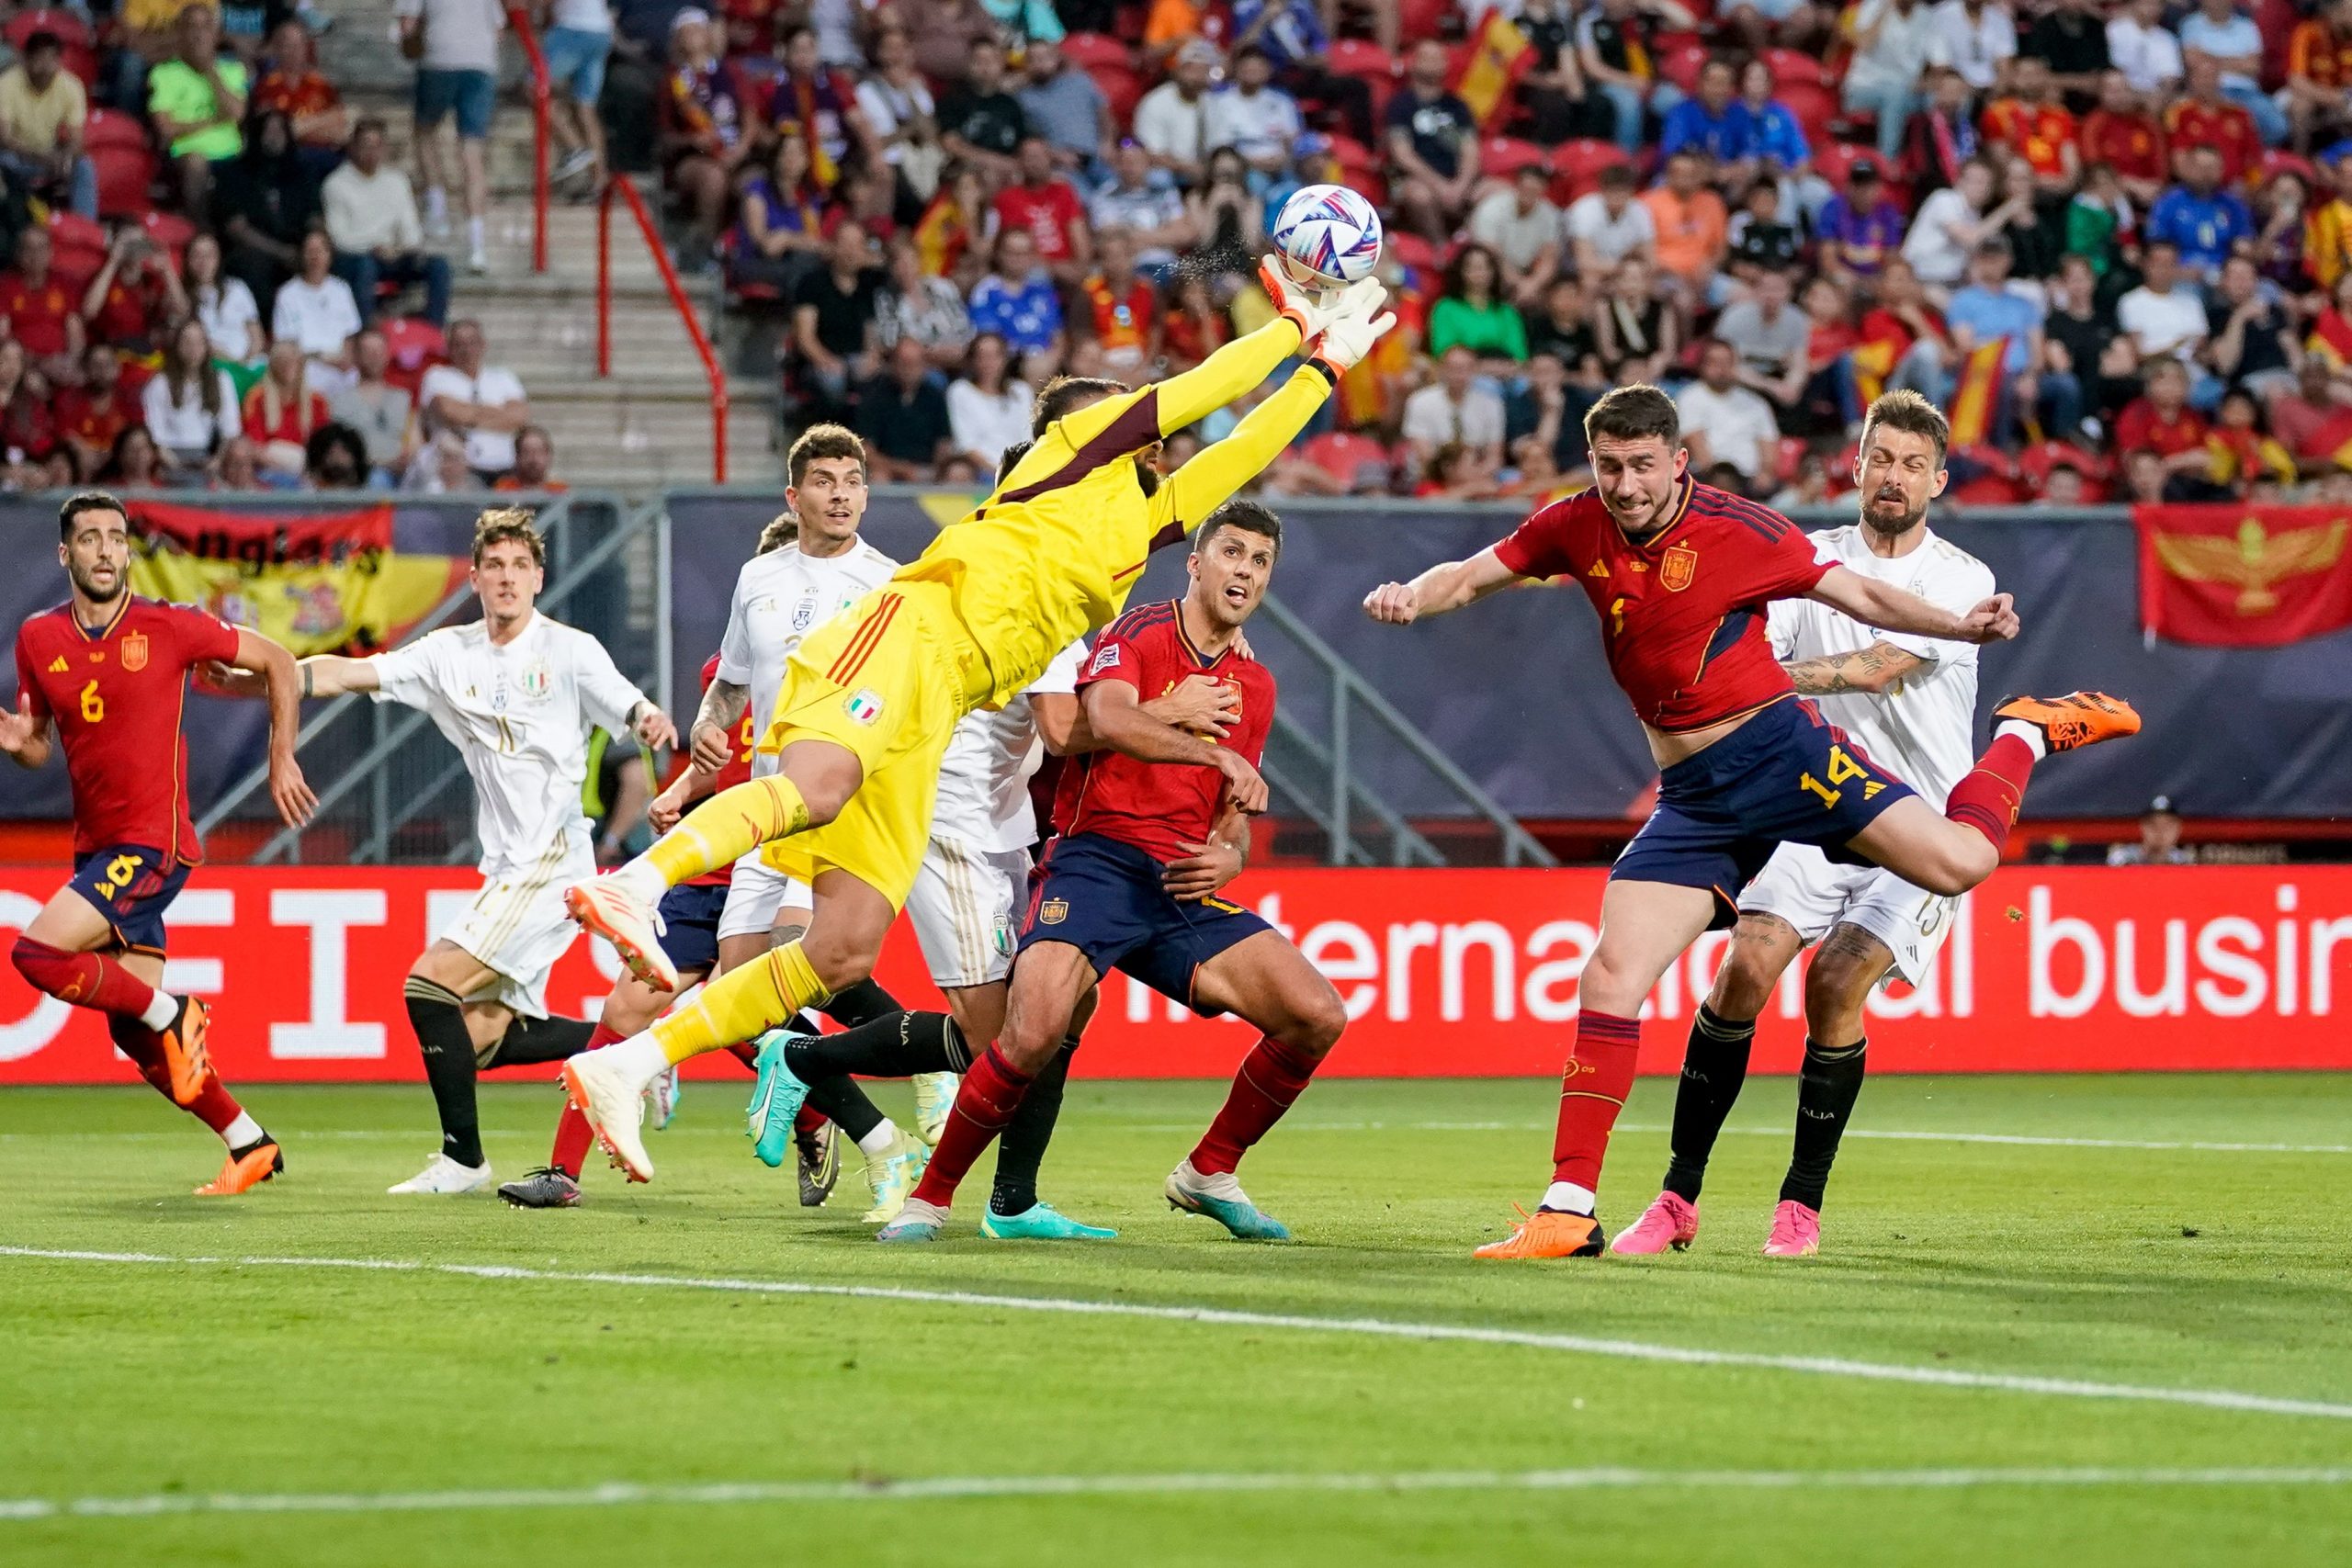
left=6, top=1245, right=2348, bottom=1424
left=6, top=1465, right=2352, bottom=1522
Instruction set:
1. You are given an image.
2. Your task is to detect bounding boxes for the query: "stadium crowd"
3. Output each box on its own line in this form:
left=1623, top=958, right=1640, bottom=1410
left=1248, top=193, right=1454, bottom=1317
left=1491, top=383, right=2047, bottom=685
left=638, top=0, right=2352, bottom=504
left=0, top=0, right=563, bottom=494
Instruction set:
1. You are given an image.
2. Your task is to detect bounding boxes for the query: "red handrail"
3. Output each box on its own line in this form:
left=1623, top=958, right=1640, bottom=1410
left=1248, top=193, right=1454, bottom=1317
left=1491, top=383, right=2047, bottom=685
left=598, top=176, right=729, bottom=482
left=504, top=6, right=550, bottom=273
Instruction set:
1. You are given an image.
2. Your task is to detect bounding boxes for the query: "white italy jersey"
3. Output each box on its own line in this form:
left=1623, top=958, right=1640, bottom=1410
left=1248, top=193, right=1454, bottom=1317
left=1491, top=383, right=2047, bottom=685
left=1768, top=523, right=1996, bottom=807
left=370, top=611, right=650, bottom=876
left=716, top=538, right=900, bottom=773
left=931, top=637, right=1088, bottom=852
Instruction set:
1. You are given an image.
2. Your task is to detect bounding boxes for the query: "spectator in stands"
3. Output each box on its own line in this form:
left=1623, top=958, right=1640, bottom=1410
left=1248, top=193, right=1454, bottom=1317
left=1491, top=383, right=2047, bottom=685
left=151, top=5, right=248, bottom=218
left=304, top=422, right=372, bottom=491
left=243, top=336, right=333, bottom=479
left=57, top=344, right=141, bottom=474
left=857, top=24, right=937, bottom=175
left=1385, top=40, right=1481, bottom=244
left=945, top=330, right=1031, bottom=472
left=421, top=318, right=532, bottom=480
left=911, top=163, right=989, bottom=280
left=1159, top=268, right=1229, bottom=372
left=2177, top=0, right=2287, bottom=148
left=967, top=225, right=1064, bottom=380
left=1844, top=0, right=1946, bottom=162
left=994, top=135, right=1091, bottom=287
left=2064, top=160, right=2133, bottom=279
left=1402, top=345, right=1506, bottom=473
left=790, top=217, right=884, bottom=417
left=101, top=424, right=166, bottom=490
left=767, top=22, right=874, bottom=182
left=1727, top=178, right=1804, bottom=280
left=329, top=326, right=418, bottom=485
left=399, top=0, right=503, bottom=271
left=2022, top=0, right=2111, bottom=112
left=1564, top=164, right=1656, bottom=278
left=1903, top=157, right=2009, bottom=297
left=1091, top=137, right=1194, bottom=277
left=1579, top=0, right=1692, bottom=154
left=2079, top=70, right=2167, bottom=210
left=1429, top=243, right=1528, bottom=371
left=144, top=315, right=243, bottom=473
left=1416, top=439, right=1502, bottom=500
left=729, top=129, right=826, bottom=294
left=1596, top=255, right=1680, bottom=382
left=901, top=0, right=998, bottom=84
left=184, top=231, right=264, bottom=371
left=2119, top=239, right=2213, bottom=370
left=253, top=18, right=347, bottom=181
left=402, top=427, right=475, bottom=492
left=272, top=230, right=362, bottom=389
left=2262, top=355, right=2344, bottom=462
left=1641, top=150, right=1730, bottom=309
left=541, top=0, right=614, bottom=188
left=1732, top=58, right=1826, bottom=218
left=1948, top=235, right=2077, bottom=440
left=216, top=434, right=264, bottom=490
left=82, top=231, right=186, bottom=358
left=215, top=108, right=319, bottom=318
left=1928, top=0, right=2016, bottom=93
left=1715, top=265, right=1811, bottom=421
left=2207, top=253, right=2300, bottom=403
left=1525, top=276, right=1605, bottom=380
left=494, top=424, right=563, bottom=491
left=1506, top=0, right=1601, bottom=145
left=2107, top=796, right=2195, bottom=864
left=0, top=32, right=96, bottom=220
left=876, top=231, right=973, bottom=372
left=0, top=334, right=52, bottom=462
left=2260, top=167, right=2319, bottom=291
left=1905, top=66, right=1978, bottom=195
left=939, top=38, right=1027, bottom=186
left=1469, top=164, right=1562, bottom=309
left=855, top=336, right=954, bottom=480
left=2166, top=56, right=2262, bottom=191
left=1861, top=256, right=1956, bottom=400
left=2147, top=145, right=2254, bottom=284
left=1133, top=39, right=1216, bottom=187
left=2115, top=356, right=2214, bottom=494
left=1077, top=227, right=1159, bottom=374
left=322, top=118, right=450, bottom=329
left=1981, top=57, right=2081, bottom=199
left=1663, top=56, right=1743, bottom=175
left=1016, top=36, right=1114, bottom=180
left=660, top=8, right=752, bottom=271
left=1816, top=158, right=1905, bottom=285
left=0, top=228, right=84, bottom=381
left=1205, top=44, right=1301, bottom=182
left=981, top=0, right=1065, bottom=51
left=2041, top=251, right=2110, bottom=427
left=1184, top=145, right=1263, bottom=278
left=2105, top=0, right=2181, bottom=98
left=1504, top=349, right=1596, bottom=472
left=1234, top=0, right=1374, bottom=147
left=2287, top=0, right=2352, bottom=156
left=1677, top=337, right=1779, bottom=486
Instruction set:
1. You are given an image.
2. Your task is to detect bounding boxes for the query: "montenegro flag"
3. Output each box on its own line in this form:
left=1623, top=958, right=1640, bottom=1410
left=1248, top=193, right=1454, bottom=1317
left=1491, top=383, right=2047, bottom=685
left=1945, top=338, right=2008, bottom=448
left=2136, top=503, right=2352, bottom=647
left=1453, top=11, right=1533, bottom=130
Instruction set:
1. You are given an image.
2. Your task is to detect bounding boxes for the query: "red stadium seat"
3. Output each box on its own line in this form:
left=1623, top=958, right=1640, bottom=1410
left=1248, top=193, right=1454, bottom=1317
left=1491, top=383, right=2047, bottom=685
left=1774, top=80, right=1840, bottom=152
left=1385, top=229, right=1441, bottom=277
left=1775, top=435, right=1811, bottom=484
left=1085, top=62, right=1146, bottom=129
left=1545, top=138, right=1630, bottom=202
left=1479, top=136, right=1547, bottom=179
left=1812, top=138, right=1884, bottom=188
left=1302, top=431, right=1396, bottom=491
left=1659, top=40, right=1712, bottom=94
left=48, top=209, right=104, bottom=254
left=1761, top=47, right=1829, bottom=89
left=2018, top=440, right=2109, bottom=485
left=2256, top=148, right=2318, bottom=188
left=1329, top=132, right=1386, bottom=204
left=6, top=7, right=94, bottom=51
left=91, top=143, right=155, bottom=219
left=1397, top=0, right=1449, bottom=46
left=1059, top=31, right=1133, bottom=70
left=379, top=317, right=447, bottom=394
left=84, top=107, right=148, bottom=152
left=1328, top=39, right=1397, bottom=122
left=139, top=209, right=195, bottom=265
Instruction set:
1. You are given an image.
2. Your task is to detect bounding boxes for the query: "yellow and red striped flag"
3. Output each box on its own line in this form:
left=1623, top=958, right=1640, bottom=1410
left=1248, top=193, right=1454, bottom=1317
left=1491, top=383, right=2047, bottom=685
left=1946, top=337, right=2008, bottom=448
left=1454, top=10, right=1533, bottom=130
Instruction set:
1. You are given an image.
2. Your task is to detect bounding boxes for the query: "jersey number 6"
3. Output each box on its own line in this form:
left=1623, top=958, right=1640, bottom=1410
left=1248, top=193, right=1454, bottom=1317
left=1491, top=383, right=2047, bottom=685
left=78, top=680, right=104, bottom=724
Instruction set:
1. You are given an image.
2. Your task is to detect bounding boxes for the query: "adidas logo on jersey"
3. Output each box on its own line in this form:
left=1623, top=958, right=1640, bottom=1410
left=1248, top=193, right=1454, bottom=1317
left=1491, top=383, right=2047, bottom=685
left=47, top=656, right=66, bottom=672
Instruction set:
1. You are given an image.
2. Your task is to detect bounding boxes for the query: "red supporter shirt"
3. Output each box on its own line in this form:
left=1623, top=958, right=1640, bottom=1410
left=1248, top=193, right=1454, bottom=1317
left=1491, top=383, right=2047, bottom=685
left=995, top=180, right=1086, bottom=262
left=14, top=595, right=242, bottom=864
left=1493, top=479, right=1831, bottom=733
left=87, top=271, right=169, bottom=349
left=53, top=384, right=139, bottom=452
left=1058, top=600, right=1276, bottom=863
left=1083, top=274, right=1158, bottom=359
left=2114, top=398, right=2210, bottom=457
left=679, top=652, right=752, bottom=888
left=2162, top=100, right=2258, bottom=185
left=1981, top=98, right=2078, bottom=179
left=2079, top=109, right=2166, bottom=185
left=0, top=270, right=75, bottom=356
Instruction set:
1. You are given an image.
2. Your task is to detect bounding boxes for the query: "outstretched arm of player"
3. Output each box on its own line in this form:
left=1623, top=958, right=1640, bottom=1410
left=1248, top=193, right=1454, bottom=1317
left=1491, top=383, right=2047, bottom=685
left=1807, top=566, right=2018, bottom=645
left=286, top=654, right=385, bottom=698
left=1362, top=546, right=1526, bottom=625
left=226, top=630, right=319, bottom=827
left=1081, top=680, right=1269, bottom=813
left=0, top=690, right=51, bottom=769
left=1782, top=641, right=1927, bottom=695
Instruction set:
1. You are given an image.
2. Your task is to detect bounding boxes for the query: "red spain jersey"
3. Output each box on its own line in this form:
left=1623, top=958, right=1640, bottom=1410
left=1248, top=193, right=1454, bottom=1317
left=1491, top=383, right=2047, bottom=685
left=679, top=652, right=753, bottom=888
left=0, top=270, right=74, bottom=357
left=1980, top=98, right=2077, bottom=180
left=2290, top=18, right=2352, bottom=87
left=2163, top=99, right=2257, bottom=185
left=2114, top=398, right=2209, bottom=457
left=1493, top=479, right=1830, bottom=733
left=1083, top=274, right=1158, bottom=359
left=14, top=594, right=241, bottom=863
left=1057, top=600, right=1277, bottom=863
left=2080, top=108, right=2165, bottom=185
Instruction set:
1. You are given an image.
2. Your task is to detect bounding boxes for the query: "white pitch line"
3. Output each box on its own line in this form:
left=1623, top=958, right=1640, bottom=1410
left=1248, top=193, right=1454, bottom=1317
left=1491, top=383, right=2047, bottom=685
left=5, top=1245, right=2346, bottom=1423
left=6, top=1464, right=2352, bottom=1522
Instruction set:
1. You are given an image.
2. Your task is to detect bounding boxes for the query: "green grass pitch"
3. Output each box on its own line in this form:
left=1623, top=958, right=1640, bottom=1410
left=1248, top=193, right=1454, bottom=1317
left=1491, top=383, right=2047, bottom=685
left=5, top=1072, right=2351, bottom=1566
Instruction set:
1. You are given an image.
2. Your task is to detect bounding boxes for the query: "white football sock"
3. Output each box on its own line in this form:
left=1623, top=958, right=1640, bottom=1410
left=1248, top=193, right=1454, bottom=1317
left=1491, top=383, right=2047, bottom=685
left=1542, top=1180, right=1597, bottom=1215
left=220, top=1111, right=263, bottom=1148
left=139, top=991, right=178, bottom=1032
left=857, top=1121, right=900, bottom=1157
left=424, top=186, right=447, bottom=222
left=604, top=1032, right=673, bottom=1090
left=607, top=859, right=668, bottom=905
left=1995, top=719, right=2049, bottom=761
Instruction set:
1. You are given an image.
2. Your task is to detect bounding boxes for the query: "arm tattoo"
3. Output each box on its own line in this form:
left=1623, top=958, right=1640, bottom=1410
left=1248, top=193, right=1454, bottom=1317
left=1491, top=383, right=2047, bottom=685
left=694, top=677, right=750, bottom=736
left=1782, top=641, right=1923, bottom=695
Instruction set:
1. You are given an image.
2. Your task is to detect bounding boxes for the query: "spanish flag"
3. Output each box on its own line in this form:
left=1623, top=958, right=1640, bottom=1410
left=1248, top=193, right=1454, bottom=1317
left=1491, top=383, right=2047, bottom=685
left=1336, top=288, right=1424, bottom=428
left=2309, top=309, right=2352, bottom=372
left=1849, top=337, right=1898, bottom=406
left=1946, top=337, right=2008, bottom=448
left=1454, top=10, right=1533, bottom=130
left=913, top=188, right=970, bottom=277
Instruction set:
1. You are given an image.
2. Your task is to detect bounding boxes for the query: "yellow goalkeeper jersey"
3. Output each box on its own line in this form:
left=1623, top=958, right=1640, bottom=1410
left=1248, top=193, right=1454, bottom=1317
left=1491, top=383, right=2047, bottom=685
left=895, top=316, right=1332, bottom=707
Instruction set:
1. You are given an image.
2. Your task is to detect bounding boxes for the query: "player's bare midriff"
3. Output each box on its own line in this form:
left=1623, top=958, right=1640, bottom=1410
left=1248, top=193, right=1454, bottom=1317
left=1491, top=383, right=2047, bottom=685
left=1643, top=702, right=1773, bottom=769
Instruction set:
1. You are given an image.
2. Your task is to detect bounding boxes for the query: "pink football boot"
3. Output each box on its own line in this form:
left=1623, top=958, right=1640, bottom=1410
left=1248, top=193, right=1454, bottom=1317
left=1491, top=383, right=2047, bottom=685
left=1609, top=1190, right=1699, bottom=1255
left=1761, top=1200, right=1821, bottom=1257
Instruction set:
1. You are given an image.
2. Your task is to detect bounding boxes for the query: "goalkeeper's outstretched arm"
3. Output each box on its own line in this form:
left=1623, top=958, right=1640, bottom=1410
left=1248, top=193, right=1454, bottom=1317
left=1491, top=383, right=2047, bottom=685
left=1158, top=362, right=1338, bottom=531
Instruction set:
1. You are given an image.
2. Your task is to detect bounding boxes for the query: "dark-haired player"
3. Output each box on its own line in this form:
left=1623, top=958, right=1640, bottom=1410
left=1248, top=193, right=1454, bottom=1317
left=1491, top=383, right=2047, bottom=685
left=882, top=500, right=1343, bottom=1243
left=5, top=491, right=316, bottom=1196
left=1365, top=386, right=2140, bottom=1259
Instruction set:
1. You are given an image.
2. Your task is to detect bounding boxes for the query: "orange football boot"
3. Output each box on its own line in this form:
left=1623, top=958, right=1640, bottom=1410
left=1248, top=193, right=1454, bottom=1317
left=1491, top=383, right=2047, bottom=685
left=1992, top=692, right=2141, bottom=753
left=156, top=997, right=213, bottom=1108
left=1473, top=1206, right=1606, bottom=1259
left=194, top=1139, right=283, bottom=1197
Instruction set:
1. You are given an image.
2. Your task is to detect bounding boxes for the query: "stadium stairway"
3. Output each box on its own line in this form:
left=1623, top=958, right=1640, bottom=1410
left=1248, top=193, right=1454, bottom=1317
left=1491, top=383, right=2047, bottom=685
left=323, top=0, right=786, bottom=491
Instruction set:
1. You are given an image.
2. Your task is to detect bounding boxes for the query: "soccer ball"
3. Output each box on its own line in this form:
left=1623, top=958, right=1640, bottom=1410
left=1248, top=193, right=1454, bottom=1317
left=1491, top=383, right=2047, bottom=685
left=1270, top=183, right=1383, bottom=296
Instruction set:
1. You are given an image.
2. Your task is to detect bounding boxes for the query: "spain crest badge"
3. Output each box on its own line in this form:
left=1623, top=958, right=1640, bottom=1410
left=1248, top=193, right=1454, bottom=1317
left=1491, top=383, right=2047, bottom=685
left=1660, top=545, right=1698, bottom=592
left=120, top=632, right=149, bottom=672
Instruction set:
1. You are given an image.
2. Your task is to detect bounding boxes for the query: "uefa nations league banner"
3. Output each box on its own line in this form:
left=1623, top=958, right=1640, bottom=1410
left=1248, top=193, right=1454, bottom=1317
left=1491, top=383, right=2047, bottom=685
left=2, top=864, right=2348, bottom=1084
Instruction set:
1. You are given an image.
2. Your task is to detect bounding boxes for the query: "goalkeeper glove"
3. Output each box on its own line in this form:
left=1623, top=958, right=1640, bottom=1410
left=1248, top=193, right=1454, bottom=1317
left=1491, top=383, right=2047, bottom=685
left=1310, top=284, right=1397, bottom=376
left=1258, top=254, right=1359, bottom=340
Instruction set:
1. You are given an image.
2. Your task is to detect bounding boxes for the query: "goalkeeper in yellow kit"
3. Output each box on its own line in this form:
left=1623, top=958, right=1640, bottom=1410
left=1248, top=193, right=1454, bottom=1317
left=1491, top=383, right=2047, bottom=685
left=559, top=262, right=1396, bottom=1181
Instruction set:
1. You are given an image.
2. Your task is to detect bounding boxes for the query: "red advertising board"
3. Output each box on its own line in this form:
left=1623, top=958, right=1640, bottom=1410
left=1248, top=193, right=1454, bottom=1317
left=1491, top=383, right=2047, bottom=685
left=2, top=865, right=2347, bottom=1084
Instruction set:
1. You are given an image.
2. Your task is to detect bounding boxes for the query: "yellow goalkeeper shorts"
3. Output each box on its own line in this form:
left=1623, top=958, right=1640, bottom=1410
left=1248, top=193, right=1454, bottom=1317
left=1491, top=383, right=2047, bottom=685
left=756, top=580, right=989, bottom=910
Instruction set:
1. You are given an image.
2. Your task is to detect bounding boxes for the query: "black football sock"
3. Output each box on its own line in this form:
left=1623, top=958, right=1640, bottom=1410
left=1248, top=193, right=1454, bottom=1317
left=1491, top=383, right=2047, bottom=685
left=1662, top=1003, right=1757, bottom=1203
left=402, top=977, right=484, bottom=1168
left=480, top=1013, right=599, bottom=1068
left=1781, top=1038, right=1868, bottom=1212
left=785, top=1010, right=968, bottom=1080
left=820, top=976, right=900, bottom=1029
left=804, top=1075, right=887, bottom=1144
left=989, top=1035, right=1079, bottom=1217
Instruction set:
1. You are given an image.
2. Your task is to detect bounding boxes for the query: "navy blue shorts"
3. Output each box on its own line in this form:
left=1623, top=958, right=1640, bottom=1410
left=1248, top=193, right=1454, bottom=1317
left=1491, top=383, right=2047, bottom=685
left=68, top=845, right=192, bottom=956
left=1613, top=697, right=1917, bottom=929
left=657, top=883, right=729, bottom=976
left=415, top=68, right=496, bottom=140
left=1017, top=832, right=1271, bottom=1016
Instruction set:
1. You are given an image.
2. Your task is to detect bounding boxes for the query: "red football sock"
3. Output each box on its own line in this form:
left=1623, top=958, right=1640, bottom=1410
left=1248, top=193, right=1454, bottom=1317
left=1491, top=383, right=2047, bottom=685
left=183, top=1074, right=245, bottom=1137
left=586, top=1021, right=625, bottom=1053
left=550, top=1101, right=596, bottom=1178
left=725, top=1040, right=759, bottom=1071
left=910, top=1045, right=1032, bottom=1208
left=12, top=937, right=164, bottom=1020
left=106, top=1015, right=240, bottom=1133
left=1552, top=1010, right=1642, bottom=1191
left=795, top=1105, right=826, bottom=1134
left=1190, top=1036, right=1321, bottom=1176
left=1944, top=733, right=2036, bottom=854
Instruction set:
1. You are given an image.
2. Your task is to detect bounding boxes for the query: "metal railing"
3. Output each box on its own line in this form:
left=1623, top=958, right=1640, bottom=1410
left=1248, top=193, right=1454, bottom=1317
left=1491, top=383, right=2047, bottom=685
left=505, top=6, right=552, bottom=274
left=598, top=177, right=730, bottom=482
